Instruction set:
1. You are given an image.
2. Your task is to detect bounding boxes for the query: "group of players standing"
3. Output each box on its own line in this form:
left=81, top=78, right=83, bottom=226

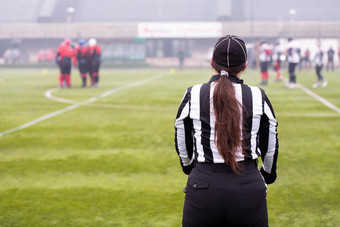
left=56, top=38, right=101, bottom=88
left=259, top=38, right=329, bottom=89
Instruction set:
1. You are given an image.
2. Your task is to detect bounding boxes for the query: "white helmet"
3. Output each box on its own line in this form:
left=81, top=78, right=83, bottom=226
left=88, top=38, right=97, bottom=46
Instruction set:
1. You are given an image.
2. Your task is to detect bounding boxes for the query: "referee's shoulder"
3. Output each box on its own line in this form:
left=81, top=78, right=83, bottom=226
left=247, top=84, right=266, bottom=93
left=241, top=84, right=269, bottom=101
left=186, top=82, right=207, bottom=92
left=242, top=83, right=262, bottom=92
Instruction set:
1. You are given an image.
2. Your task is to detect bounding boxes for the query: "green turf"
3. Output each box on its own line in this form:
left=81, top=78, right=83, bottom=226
left=0, top=67, right=339, bottom=226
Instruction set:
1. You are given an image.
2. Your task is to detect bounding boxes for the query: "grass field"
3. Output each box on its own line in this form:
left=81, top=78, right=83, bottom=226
left=0, top=66, right=340, bottom=226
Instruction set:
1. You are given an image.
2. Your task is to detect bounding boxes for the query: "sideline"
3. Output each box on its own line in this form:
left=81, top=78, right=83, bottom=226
left=0, top=72, right=170, bottom=137
left=279, top=76, right=340, bottom=115
left=297, top=84, right=340, bottom=115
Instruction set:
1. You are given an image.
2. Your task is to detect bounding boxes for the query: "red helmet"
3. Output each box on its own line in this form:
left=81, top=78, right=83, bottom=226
left=63, top=39, right=71, bottom=46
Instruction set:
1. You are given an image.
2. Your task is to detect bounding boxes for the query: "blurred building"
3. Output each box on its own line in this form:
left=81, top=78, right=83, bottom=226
left=1, top=0, right=339, bottom=23
left=0, top=0, right=339, bottom=66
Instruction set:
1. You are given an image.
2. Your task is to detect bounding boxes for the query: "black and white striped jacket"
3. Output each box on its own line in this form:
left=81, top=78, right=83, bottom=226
left=174, top=75, right=279, bottom=184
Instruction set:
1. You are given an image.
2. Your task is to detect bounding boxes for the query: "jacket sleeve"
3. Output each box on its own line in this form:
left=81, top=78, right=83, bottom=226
left=55, top=48, right=61, bottom=64
left=174, top=87, right=195, bottom=175
left=258, top=89, right=279, bottom=184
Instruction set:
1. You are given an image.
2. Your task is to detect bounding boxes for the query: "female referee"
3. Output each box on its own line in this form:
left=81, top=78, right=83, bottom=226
left=174, top=35, right=279, bottom=227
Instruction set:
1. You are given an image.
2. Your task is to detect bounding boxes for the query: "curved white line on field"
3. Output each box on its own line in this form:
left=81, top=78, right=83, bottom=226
left=45, top=88, right=173, bottom=112
left=89, top=103, right=175, bottom=112
left=0, top=72, right=170, bottom=136
left=45, top=88, right=77, bottom=104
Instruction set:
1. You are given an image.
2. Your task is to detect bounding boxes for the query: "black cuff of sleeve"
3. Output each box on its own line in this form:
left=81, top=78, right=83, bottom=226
left=182, top=162, right=194, bottom=175
left=260, top=167, right=277, bottom=184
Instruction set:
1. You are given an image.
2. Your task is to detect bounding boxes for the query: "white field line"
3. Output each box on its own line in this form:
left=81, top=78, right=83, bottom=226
left=46, top=88, right=174, bottom=112
left=88, top=103, right=174, bottom=112
left=45, top=88, right=77, bottom=104
left=297, top=84, right=340, bottom=114
left=0, top=72, right=169, bottom=137
left=280, top=76, right=340, bottom=115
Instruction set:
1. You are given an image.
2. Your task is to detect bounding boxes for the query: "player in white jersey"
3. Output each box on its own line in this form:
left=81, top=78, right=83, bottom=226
left=286, top=38, right=301, bottom=88
left=313, top=42, right=327, bottom=88
left=259, top=41, right=273, bottom=85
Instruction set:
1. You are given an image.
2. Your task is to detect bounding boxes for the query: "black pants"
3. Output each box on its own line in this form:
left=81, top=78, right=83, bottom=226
left=326, top=60, right=334, bottom=71
left=61, top=57, right=71, bottom=74
left=316, top=65, right=324, bottom=81
left=79, top=62, right=91, bottom=74
left=91, top=61, right=101, bottom=74
left=288, top=63, right=298, bottom=83
left=260, top=61, right=269, bottom=73
left=182, top=160, right=268, bottom=227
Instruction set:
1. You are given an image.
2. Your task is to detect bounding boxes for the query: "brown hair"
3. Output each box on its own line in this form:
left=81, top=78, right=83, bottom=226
left=211, top=60, right=246, bottom=174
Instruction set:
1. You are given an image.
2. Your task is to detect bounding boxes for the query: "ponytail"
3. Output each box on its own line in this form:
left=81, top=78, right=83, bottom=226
left=212, top=60, right=245, bottom=174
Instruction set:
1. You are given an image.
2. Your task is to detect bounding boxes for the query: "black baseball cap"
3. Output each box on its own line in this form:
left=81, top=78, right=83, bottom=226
left=212, top=35, right=247, bottom=67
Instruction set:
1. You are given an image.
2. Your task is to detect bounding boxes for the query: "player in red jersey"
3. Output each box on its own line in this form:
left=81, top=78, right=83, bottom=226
left=75, top=39, right=91, bottom=87
left=56, top=41, right=65, bottom=87
left=56, top=39, right=77, bottom=88
left=89, top=38, right=101, bottom=87
left=273, top=41, right=284, bottom=81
